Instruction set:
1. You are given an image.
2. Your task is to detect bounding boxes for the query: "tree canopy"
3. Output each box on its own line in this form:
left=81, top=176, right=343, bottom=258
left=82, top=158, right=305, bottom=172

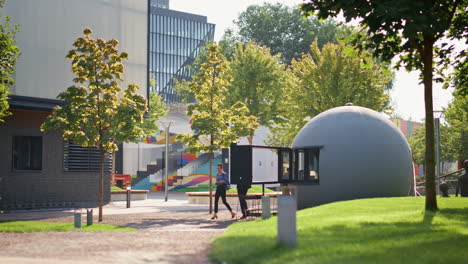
left=268, top=41, right=392, bottom=146
left=225, top=42, right=288, bottom=143
left=443, top=92, right=468, bottom=163
left=41, top=28, right=164, bottom=221
left=0, top=0, right=20, bottom=122
left=301, top=0, right=467, bottom=211
left=176, top=44, right=258, bottom=213
left=225, top=3, right=345, bottom=64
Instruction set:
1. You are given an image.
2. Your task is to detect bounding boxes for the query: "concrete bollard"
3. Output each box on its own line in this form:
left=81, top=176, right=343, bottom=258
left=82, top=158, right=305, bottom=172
left=262, top=196, right=271, bottom=219
left=277, top=195, right=297, bottom=248
left=87, top=209, right=93, bottom=226
left=74, top=212, right=82, bottom=228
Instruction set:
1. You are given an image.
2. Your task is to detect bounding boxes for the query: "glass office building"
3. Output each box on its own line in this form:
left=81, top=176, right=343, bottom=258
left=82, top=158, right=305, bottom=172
left=149, top=0, right=215, bottom=103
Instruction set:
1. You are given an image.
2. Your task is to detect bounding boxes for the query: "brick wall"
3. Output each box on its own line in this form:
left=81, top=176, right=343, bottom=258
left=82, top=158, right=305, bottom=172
left=0, top=109, right=110, bottom=210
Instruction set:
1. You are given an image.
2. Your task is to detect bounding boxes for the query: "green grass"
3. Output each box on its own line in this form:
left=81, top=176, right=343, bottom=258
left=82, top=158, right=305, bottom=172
left=175, top=184, right=275, bottom=193
left=111, top=186, right=124, bottom=191
left=210, top=197, right=468, bottom=264
left=227, top=184, right=275, bottom=194
left=0, top=221, right=135, bottom=233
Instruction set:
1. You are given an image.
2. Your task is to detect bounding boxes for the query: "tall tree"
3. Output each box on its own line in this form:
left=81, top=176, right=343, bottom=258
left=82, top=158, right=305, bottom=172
left=41, top=28, right=164, bottom=221
left=226, top=42, right=289, bottom=144
left=177, top=44, right=258, bottom=213
left=0, top=0, right=20, bottom=122
left=268, top=41, right=392, bottom=146
left=301, top=0, right=467, bottom=211
left=227, top=3, right=345, bottom=64
left=408, top=122, right=459, bottom=169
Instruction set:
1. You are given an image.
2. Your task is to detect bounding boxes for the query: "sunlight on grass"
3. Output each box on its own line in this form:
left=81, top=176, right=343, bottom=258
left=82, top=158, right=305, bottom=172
left=210, top=197, right=468, bottom=264
left=0, top=221, right=135, bottom=233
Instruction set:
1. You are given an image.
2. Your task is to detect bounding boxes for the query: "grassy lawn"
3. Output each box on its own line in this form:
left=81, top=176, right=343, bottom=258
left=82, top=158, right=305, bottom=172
left=0, top=221, right=135, bottom=233
left=227, top=184, right=275, bottom=194
left=210, top=197, right=468, bottom=264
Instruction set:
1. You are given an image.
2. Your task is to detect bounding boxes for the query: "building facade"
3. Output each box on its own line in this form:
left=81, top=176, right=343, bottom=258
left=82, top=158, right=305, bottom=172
left=0, top=0, right=148, bottom=210
left=148, top=0, right=215, bottom=103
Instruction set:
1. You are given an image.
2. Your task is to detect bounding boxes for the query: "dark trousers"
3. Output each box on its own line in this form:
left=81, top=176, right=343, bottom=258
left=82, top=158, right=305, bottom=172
left=214, top=185, right=232, bottom=213
left=237, top=185, right=249, bottom=217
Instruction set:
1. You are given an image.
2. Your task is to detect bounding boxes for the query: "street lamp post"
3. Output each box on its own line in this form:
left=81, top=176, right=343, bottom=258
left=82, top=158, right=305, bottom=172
left=434, top=110, right=443, bottom=195
left=160, top=121, right=174, bottom=202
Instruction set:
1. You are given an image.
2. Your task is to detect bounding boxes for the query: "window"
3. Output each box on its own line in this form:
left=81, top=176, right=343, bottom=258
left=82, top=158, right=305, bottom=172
left=12, top=136, right=42, bottom=171
left=293, top=148, right=320, bottom=183
left=280, top=150, right=292, bottom=181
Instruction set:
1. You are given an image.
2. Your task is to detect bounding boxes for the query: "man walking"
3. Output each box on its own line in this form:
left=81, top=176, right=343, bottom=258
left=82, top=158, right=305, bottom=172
left=456, top=160, right=468, bottom=197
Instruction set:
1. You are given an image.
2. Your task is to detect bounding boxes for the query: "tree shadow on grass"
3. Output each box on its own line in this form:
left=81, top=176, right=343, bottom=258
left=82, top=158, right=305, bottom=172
left=210, top=209, right=468, bottom=264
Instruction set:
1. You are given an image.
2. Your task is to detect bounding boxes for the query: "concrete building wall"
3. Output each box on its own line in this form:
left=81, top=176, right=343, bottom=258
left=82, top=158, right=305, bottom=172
left=0, top=110, right=110, bottom=210
left=4, top=0, right=148, bottom=99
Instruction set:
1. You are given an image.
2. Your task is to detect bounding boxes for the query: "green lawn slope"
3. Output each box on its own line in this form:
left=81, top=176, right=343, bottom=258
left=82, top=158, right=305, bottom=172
left=210, top=196, right=468, bottom=264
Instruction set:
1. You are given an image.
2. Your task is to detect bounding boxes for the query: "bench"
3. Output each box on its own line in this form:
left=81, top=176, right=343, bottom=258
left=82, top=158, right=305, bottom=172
left=110, top=190, right=149, bottom=201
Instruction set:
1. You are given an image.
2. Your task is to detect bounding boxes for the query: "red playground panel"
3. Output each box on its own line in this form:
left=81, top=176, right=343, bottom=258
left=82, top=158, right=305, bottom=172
left=113, top=174, right=131, bottom=188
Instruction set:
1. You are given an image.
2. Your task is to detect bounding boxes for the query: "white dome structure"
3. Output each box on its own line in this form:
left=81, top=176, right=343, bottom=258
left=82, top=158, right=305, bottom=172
left=290, top=106, right=413, bottom=209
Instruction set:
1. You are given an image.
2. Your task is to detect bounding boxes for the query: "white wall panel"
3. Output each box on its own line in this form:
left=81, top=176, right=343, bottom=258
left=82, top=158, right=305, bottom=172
left=4, top=0, right=148, bottom=99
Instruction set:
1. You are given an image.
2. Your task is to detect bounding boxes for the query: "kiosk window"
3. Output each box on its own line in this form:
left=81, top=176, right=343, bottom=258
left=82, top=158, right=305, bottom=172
left=280, top=150, right=291, bottom=181
left=293, top=148, right=320, bottom=183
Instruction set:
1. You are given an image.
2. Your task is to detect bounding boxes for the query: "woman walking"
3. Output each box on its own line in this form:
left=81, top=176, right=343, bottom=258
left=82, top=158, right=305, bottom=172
left=211, top=163, right=236, bottom=220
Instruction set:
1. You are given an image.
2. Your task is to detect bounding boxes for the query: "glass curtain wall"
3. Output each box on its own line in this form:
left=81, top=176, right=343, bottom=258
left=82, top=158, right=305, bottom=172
left=149, top=4, right=215, bottom=103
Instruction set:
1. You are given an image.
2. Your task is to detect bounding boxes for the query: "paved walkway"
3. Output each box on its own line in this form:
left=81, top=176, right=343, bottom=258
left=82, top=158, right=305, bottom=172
left=0, top=192, right=241, bottom=264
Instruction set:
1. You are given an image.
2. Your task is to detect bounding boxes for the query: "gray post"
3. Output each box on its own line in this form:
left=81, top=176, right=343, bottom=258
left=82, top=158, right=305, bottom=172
left=74, top=212, right=82, bottom=228
left=262, top=196, right=271, bottom=219
left=277, top=195, right=297, bottom=248
left=126, top=186, right=131, bottom=208
left=435, top=117, right=441, bottom=194
left=161, top=121, right=173, bottom=202
left=87, top=209, right=93, bottom=226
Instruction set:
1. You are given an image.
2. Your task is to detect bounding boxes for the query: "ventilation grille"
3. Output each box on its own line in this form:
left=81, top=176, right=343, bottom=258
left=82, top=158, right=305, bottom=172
left=63, top=141, right=112, bottom=172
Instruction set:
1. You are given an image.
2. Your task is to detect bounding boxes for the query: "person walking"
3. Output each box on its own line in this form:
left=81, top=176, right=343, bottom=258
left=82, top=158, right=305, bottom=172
left=456, top=160, right=468, bottom=197
left=211, top=163, right=236, bottom=220
left=237, top=183, right=251, bottom=219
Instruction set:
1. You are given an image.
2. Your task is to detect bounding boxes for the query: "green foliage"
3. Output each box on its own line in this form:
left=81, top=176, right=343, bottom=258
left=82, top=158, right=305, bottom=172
left=41, top=28, right=161, bottom=221
left=176, top=43, right=258, bottom=154
left=409, top=122, right=459, bottom=166
left=268, top=41, right=392, bottom=146
left=226, top=42, right=289, bottom=143
left=140, top=91, right=167, bottom=137
left=0, top=0, right=20, bottom=122
left=0, top=221, right=135, bottom=232
left=227, top=3, right=346, bottom=64
left=444, top=92, right=468, bottom=161
left=300, top=0, right=467, bottom=211
left=210, top=197, right=468, bottom=264
left=41, top=28, right=153, bottom=152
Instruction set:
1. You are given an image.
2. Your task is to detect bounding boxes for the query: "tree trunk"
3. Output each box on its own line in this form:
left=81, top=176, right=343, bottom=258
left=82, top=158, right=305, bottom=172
left=98, top=149, right=105, bottom=221
left=247, top=129, right=254, bottom=145
left=422, top=39, right=438, bottom=211
left=209, top=151, right=213, bottom=214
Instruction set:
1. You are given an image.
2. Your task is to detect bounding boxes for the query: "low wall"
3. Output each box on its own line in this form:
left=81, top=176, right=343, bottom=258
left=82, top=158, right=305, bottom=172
left=111, top=190, right=149, bottom=201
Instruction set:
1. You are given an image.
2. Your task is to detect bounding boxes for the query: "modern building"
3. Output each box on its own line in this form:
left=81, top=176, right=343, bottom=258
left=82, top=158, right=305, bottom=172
left=0, top=0, right=215, bottom=210
left=148, top=0, right=215, bottom=103
left=0, top=0, right=148, bottom=210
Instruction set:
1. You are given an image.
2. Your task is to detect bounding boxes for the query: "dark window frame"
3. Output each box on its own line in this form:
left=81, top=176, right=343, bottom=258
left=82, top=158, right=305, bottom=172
left=12, top=135, right=43, bottom=172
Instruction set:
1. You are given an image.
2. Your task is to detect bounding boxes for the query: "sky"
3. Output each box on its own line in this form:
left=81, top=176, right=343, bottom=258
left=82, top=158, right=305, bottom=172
left=171, top=0, right=460, bottom=122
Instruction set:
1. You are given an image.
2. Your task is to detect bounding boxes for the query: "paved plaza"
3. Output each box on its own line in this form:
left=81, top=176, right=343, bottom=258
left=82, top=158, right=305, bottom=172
left=0, top=192, right=239, bottom=264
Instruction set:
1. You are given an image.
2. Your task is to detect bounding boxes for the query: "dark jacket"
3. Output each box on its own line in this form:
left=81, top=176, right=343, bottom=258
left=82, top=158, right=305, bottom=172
left=456, top=173, right=468, bottom=197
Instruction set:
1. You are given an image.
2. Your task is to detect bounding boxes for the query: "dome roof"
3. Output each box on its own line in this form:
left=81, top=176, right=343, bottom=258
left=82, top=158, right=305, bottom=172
left=291, top=106, right=413, bottom=204
left=292, top=106, right=405, bottom=149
